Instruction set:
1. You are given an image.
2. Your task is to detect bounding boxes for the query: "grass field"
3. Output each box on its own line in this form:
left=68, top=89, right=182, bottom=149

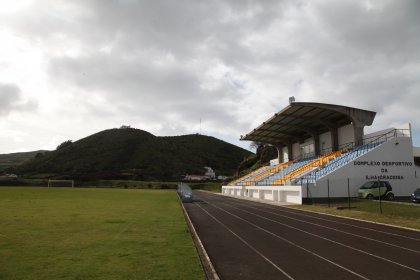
left=0, top=187, right=204, bottom=280
left=292, top=199, right=420, bottom=230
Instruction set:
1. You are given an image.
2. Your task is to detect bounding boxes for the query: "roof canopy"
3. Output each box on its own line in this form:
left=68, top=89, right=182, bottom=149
left=241, top=102, right=376, bottom=145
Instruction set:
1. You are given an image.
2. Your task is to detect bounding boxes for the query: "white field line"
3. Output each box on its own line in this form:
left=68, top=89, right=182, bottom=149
left=271, top=205, right=420, bottom=241
left=194, top=203, right=295, bottom=280
left=226, top=196, right=420, bottom=242
left=219, top=201, right=420, bottom=274
left=235, top=202, right=420, bottom=255
left=199, top=199, right=369, bottom=280
left=179, top=196, right=220, bottom=280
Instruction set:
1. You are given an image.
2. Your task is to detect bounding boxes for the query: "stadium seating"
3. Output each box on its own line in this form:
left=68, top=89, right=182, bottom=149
left=230, top=138, right=385, bottom=187
left=272, top=149, right=345, bottom=185
left=242, top=161, right=292, bottom=186
left=295, top=140, right=384, bottom=184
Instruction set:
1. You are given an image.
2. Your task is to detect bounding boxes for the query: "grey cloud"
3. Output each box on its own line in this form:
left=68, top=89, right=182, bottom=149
left=2, top=0, right=420, bottom=150
left=0, top=84, right=38, bottom=116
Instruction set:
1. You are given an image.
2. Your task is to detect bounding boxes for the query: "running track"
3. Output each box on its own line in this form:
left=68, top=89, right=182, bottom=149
left=184, top=191, right=420, bottom=280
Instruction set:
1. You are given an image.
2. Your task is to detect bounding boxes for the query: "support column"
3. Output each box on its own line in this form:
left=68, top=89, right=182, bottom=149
left=313, top=133, right=320, bottom=156
left=287, top=142, right=294, bottom=161
left=274, top=143, right=284, bottom=163
left=353, top=122, right=365, bottom=146
left=331, top=127, right=338, bottom=151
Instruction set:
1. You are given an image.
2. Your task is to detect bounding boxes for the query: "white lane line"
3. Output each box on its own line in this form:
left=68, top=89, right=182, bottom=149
left=236, top=203, right=420, bottom=255
left=240, top=200, right=420, bottom=242
left=219, top=201, right=420, bottom=274
left=194, top=203, right=295, bottom=280
left=198, top=199, right=369, bottom=280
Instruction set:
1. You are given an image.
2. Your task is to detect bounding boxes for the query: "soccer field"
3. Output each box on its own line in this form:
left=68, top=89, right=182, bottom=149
left=0, top=187, right=204, bottom=280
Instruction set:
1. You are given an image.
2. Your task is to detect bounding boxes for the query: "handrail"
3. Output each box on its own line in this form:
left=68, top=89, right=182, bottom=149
left=228, top=165, right=269, bottom=186
left=338, top=128, right=410, bottom=150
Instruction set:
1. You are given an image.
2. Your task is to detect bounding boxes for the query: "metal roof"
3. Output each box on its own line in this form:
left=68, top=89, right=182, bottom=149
left=241, top=102, right=376, bottom=145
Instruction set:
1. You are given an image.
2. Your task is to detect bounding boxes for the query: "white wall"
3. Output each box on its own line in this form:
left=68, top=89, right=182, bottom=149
left=292, top=142, right=300, bottom=159
left=282, top=146, right=289, bottom=162
left=338, top=123, right=354, bottom=147
left=309, top=137, right=416, bottom=198
left=222, top=185, right=302, bottom=204
left=319, top=131, right=332, bottom=154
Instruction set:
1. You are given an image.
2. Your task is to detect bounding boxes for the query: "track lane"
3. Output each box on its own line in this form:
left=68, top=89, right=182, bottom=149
left=193, top=197, right=368, bottom=280
left=187, top=191, right=420, bottom=280
left=210, top=197, right=420, bottom=270
left=233, top=202, right=420, bottom=254
left=200, top=194, right=420, bottom=279
left=184, top=199, right=291, bottom=280
left=220, top=195, right=420, bottom=243
left=217, top=199, right=420, bottom=273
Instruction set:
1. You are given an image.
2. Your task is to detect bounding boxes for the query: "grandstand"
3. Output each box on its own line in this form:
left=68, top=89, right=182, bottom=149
left=223, top=101, right=418, bottom=204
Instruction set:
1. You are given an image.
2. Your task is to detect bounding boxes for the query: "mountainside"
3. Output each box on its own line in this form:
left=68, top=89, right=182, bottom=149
left=0, top=150, right=48, bottom=172
left=17, top=128, right=252, bottom=180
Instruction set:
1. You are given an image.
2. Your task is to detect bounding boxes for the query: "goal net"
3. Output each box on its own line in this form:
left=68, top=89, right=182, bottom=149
left=48, top=180, right=74, bottom=188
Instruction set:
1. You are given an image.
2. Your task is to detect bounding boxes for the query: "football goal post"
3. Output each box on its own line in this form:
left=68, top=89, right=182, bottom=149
left=48, top=180, right=75, bottom=188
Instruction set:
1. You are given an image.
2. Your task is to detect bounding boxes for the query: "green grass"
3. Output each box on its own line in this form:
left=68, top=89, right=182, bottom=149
left=291, top=199, right=420, bottom=230
left=0, top=187, right=204, bottom=280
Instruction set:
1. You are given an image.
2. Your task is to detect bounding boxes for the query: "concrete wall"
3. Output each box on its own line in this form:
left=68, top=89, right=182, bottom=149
left=308, top=137, right=416, bottom=198
left=282, top=146, right=289, bottom=162
left=222, top=185, right=302, bottom=204
left=338, top=124, right=354, bottom=148
left=292, top=142, right=300, bottom=160
left=319, top=131, right=332, bottom=154
left=278, top=123, right=357, bottom=162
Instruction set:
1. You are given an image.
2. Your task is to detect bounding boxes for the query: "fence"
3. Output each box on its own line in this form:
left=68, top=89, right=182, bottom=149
left=302, top=175, right=419, bottom=214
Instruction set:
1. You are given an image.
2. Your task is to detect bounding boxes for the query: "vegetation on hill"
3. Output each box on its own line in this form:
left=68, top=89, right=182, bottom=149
left=0, top=150, right=47, bottom=172
left=235, top=142, right=277, bottom=177
left=16, top=128, right=252, bottom=180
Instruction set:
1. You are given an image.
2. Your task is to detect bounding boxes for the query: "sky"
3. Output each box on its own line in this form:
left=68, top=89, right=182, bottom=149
left=0, top=0, right=420, bottom=154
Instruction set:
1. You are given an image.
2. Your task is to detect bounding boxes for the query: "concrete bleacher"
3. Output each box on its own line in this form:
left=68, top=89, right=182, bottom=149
left=231, top=140, right=386, bottom=188
left=228, top=165, right=271, bottom=186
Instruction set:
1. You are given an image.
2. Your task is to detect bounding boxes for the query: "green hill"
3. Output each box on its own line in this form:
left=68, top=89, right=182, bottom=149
left=16, top=128, right=252, bottom=180
left=0, top=150, right=47, bottom=172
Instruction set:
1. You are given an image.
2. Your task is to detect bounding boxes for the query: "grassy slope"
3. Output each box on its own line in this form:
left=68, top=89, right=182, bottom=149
left=291, top=199, right=420, bottom=230
left=0, top=151, right=46, bottom=171
left=17, top=128, right=251, bottom=179
left=0, top=187, right=204, bottom=280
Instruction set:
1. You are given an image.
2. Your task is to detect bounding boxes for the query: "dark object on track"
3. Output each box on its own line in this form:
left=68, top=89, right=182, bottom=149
left=178, top=182, right=193, bottom=203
